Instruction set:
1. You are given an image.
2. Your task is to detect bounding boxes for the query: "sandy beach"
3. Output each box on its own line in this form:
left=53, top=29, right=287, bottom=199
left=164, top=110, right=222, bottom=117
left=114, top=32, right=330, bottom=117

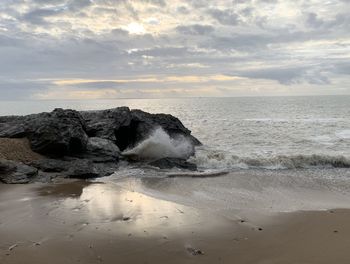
left=1, top=180, right=350, bottom=264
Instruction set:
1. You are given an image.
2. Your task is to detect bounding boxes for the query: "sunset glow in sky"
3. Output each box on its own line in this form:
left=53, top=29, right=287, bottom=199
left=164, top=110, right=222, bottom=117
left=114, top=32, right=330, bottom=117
left=0, top=0, right=349, bottom=99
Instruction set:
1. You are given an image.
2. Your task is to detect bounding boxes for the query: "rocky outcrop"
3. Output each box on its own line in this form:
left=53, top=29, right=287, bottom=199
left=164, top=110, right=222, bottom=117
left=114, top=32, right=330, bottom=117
left=0, top=107, right=201, bottom=183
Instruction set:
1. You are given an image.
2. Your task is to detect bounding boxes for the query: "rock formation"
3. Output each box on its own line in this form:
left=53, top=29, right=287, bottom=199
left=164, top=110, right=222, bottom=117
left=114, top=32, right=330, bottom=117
left=0, top=107, right=201, bottom=183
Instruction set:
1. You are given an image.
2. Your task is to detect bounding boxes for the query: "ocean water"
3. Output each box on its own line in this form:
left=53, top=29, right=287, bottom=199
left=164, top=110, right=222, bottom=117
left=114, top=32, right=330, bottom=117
left=1, top=96, right=350, bottom=212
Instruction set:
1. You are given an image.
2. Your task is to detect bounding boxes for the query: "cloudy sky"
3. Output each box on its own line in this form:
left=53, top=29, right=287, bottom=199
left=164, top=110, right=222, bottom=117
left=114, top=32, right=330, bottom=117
left=0, top=0, right=349, bottom=100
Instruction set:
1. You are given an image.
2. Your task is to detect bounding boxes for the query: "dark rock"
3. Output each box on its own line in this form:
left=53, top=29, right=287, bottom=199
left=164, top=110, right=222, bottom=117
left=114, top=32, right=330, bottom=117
left=115, top=109, right=201, bottom=151
left=1, top=107, right=200, bottom=157
left=0, top=107, right=200, bottom=183
left=31, top=158, right=118, bottom=179
left=0, top=159, right=38, bottom=184
left=81, top=107, right=131, bottom=141
left=0, top=116, right=28, bottom=138
left=78, top=137, right=120, bottom=163
left=30, top=159, right=69, bottom=173
left=93, top=162, right=119, bottom=177
left=66, top=159, right=99, bottom=179
left=148, top=157, right=197, bottom=171
left=28, top=109, right=88, bottom=156
left=0, top=108, right=88, bottom=157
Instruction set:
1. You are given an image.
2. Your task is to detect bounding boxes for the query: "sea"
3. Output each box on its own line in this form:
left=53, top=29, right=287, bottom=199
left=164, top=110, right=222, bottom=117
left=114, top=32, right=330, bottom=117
left=1, top=96, right=350, bottom=213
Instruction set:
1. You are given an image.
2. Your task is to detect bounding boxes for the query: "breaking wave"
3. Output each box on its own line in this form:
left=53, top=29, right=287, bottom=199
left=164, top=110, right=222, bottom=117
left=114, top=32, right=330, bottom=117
left=122, top=127, right=194, bottom=160
left=192, top=149, right=350, bottom=170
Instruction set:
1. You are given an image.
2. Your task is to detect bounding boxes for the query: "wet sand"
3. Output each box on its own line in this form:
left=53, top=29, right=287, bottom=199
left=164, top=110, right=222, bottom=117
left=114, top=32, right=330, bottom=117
left=1, top=181, right=350, bottom=264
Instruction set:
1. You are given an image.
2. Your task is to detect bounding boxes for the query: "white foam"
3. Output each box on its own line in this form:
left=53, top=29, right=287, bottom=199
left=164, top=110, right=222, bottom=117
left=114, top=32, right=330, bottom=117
left=122, top=127, right=194, bottom=160
left=336, top=130, right=350, bottom=139
left=191, top=147, right=350, bottom=170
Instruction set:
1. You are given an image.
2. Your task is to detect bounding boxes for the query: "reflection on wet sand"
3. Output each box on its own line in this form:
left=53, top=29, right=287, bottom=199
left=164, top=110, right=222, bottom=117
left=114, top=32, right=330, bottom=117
left=2, top=180, right=350, bottom=264
left=0, top=181, right=241, bottom=264
left=37, top=181, right=214, bottom=232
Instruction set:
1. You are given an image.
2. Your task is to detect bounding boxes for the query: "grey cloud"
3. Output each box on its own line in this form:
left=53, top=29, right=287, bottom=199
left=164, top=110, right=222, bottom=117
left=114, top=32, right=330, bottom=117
left=0, top=0, right=349, bottom=99
left=333, top=62, right=350, bottom=75
left=305, top=12, right=350, bottom=30
left=176, top=24, right=214, bottom=35
left=208, top=8, right=240, bottom=25
left=139, top=0, right=166, bottom=6
left=176, top=6, right=190, bottom=14
left=188, top=0, right=210, bottom=9
left=236, top=66, right=330, bottom=85
left=0, top=34, right=22, bottom=47
left=22, top=8, right=65, bottom=25
left=130, top=47, right=196, bottom=58
left=65, top=81, right=122, bottom=89
left=31, top=0, right=66, bottom=4
left=69, top=0, right=93, bottom=9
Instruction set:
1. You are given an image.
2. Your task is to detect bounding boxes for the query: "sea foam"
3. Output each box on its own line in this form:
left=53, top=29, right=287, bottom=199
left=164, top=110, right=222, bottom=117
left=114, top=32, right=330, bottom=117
left=122, top=127, right=194, bottom=160
left=192, top=148, right=350, bottom=170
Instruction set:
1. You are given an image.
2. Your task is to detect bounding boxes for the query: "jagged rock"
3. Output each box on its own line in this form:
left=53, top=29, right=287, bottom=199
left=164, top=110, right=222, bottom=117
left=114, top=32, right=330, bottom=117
left=0, top=159, right=38, bottom=184
left=28, top=109, right=88, bottom=156
left=148, top=157, right=197, bottom=171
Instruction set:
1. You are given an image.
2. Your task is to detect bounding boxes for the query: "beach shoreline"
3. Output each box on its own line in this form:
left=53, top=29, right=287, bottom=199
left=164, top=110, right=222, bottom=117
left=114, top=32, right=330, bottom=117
left=1, top=180, right=350, bottom=264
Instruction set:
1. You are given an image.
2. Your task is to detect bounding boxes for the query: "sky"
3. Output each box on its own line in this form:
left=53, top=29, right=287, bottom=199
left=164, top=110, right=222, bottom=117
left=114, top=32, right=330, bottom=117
left=0, top=0, right=349, bottom=100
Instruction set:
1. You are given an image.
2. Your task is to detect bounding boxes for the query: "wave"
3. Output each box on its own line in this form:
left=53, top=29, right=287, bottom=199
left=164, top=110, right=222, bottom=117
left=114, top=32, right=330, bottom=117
left=244, top=118, right=345, bottom=123
left=122, top=127, right=194, bottom=160
left=192, top=149, right=350, bottom=170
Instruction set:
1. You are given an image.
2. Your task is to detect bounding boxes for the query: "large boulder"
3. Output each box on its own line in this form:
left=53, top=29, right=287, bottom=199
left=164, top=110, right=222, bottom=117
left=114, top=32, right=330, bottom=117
left=80, top=137, right=121, bottom=163
left=28, top=109, right=88, bottom=156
